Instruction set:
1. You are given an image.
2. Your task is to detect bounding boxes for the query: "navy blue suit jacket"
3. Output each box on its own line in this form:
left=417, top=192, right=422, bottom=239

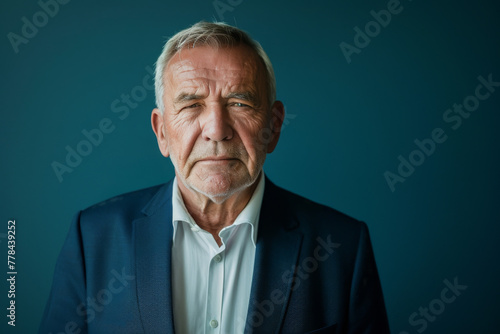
left=39, top=178, right=389, bottom=333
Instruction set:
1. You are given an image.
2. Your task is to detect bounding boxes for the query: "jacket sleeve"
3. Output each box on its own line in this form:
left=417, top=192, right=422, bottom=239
left=38, top=211, right=88, bottom=334
left=348, top=222, right=390, bottom=333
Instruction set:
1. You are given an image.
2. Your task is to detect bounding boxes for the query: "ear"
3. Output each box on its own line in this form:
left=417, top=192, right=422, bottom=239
left=151, top=108, right=170, bottom=157
left=266, top=101, right=285, bottom=153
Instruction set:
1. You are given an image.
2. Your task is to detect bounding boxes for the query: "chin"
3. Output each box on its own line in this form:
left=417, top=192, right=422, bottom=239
left=189, top=173, right=255, bottom=203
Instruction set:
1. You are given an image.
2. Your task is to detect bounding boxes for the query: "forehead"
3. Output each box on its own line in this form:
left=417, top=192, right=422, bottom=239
left=164, top=45, right=263, bottom=90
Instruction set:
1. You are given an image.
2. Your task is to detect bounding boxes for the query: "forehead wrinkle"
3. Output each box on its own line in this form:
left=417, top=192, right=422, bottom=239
left=176, top=79, right=209, bottom=94
left=165, top=50, right=263, bottom=104
left=169, top=67, right=243, bottom=96
left=169, top=55, right=257, bottom=79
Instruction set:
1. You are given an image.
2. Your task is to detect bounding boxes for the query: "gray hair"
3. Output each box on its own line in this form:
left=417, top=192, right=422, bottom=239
left=154, top=21, right=276, bottom=113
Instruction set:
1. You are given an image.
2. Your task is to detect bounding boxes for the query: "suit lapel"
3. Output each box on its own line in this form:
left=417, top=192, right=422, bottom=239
left=134, top=181, right=175, bottom=333
left=245, top=179, right=303, bottom=334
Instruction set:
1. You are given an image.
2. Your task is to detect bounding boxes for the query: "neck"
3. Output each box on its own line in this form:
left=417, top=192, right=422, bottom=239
left=177, top=173, right=261, bottom=246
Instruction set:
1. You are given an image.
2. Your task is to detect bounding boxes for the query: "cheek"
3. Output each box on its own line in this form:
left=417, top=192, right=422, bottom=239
left=165, top=116, right=201, bottom=164
left=234, top=117, right=270, bottom=158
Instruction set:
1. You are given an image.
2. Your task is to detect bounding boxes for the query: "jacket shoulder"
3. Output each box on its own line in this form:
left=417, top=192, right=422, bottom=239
left=79, top=182, right=169, bottom=228
left=267, top=180, right=366, bottom=233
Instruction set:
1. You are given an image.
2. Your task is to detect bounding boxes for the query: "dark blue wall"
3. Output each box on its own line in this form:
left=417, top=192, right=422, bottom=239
left=1, top=0, right=499, bottom=333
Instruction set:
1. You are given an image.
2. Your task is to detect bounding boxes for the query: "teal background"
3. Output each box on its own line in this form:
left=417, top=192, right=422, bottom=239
left=1, top=0, right=499, bottom=333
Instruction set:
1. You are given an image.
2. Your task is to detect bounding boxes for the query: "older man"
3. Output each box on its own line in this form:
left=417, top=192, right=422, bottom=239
left=39, top=22, right=389, bottom=333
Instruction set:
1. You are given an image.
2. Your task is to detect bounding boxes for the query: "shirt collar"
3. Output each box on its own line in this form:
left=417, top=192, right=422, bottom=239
left=171, top=173, right=265, bottom=247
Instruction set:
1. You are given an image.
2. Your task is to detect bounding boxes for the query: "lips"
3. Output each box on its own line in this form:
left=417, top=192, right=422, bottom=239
left=198, top=156, right=234, bottom=161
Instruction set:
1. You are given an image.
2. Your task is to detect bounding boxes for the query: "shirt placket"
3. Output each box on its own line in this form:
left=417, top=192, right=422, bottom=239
left=206, top=249, right=225, bottom=333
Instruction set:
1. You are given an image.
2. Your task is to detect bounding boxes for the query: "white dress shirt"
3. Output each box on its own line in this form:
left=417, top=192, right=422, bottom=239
left=171, top=174, right=265, bottom=334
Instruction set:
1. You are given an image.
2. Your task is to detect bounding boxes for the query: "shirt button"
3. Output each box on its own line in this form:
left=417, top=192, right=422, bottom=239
left=210, top=319, right=219, bottom=328
left=213, top=254, right=222, bottom=263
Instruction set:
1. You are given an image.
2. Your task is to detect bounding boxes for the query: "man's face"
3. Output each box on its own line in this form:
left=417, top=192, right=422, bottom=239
left=152, top=45, right=284, bottom=202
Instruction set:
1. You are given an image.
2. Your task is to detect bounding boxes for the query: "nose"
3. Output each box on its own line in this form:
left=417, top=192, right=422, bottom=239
left=201, top=103, right=233, bottom=142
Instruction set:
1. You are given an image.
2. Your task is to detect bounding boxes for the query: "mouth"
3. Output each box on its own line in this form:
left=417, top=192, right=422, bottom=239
left=196, top=156, right=238, bottom=164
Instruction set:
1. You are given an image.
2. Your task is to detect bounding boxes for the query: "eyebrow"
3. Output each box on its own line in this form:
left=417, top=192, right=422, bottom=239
left=224, top=91, right=260, bottom=106
left=173, top=93, right=205, bottom=105
left=173, top=91, right=261, bottom=107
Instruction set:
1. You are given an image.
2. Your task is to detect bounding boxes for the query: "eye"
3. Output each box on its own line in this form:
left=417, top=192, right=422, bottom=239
left=183, top=103, right=201, bottom=110
left=232, top=102, right=251, bottom=108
